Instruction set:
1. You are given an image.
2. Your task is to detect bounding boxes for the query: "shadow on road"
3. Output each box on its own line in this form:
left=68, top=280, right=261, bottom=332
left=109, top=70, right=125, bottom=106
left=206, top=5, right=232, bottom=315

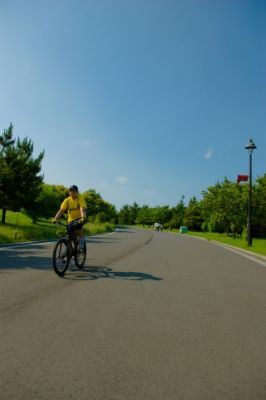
left=0, top=244, right=163, bottom=283
left=0, top=234, right=131, bottom=271
left=0, top=243, right=54, bottom=271
left=64, top=265, right=163, bottom=282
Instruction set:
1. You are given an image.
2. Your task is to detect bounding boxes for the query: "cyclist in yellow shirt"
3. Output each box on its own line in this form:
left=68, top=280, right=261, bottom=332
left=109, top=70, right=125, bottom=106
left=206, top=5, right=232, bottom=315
left=54, top=185, right=87, bottom=239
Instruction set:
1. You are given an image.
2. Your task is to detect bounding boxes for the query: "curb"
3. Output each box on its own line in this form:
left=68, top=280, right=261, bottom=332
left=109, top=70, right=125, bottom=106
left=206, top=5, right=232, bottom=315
left=0, top=239, right=56, bottom=248
left=186, top=234, right=266, bottom=262
left=211, top=239, right=266, bottom=262
left=0, top=231, right=115, bottom=249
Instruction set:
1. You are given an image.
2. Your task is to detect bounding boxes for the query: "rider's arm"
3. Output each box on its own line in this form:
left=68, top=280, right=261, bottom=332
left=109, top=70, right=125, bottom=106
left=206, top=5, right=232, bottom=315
left=54, top=198, right=69, bottom=221
left=78, top=195, right=87, bottom=222
left=54, top=208, right=65, bottom=221
left=80, top=207, right=87, bottom=221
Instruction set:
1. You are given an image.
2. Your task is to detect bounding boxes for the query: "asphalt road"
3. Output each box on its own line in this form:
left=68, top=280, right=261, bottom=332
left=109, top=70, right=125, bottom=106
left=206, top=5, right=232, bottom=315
left=1, top=228, right=266, bottom=400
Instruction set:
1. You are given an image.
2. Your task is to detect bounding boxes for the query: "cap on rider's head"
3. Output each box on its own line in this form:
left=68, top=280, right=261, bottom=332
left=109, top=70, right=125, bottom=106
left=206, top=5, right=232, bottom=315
left=69, top=185, right=78, bottom=192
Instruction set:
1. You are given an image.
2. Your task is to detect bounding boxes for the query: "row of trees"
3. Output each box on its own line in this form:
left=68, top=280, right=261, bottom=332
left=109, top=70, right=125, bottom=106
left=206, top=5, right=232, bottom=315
left=1, top=124, right=266, bottom=237
left=119, top=176, right=266, bottom=237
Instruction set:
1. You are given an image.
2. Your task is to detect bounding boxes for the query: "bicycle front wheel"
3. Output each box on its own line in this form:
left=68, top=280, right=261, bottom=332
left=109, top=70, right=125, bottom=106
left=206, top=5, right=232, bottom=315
left=74, top=237, right=87, bottom=269
left=53, top=239, right=70, bottom=277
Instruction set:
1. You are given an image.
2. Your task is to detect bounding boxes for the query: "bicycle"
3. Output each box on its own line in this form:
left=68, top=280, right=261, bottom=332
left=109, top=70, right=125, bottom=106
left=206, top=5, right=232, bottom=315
left=52, top=219, right=87, bottom=277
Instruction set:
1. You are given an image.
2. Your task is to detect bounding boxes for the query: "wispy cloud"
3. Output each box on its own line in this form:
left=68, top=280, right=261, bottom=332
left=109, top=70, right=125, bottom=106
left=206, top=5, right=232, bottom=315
left=116, top=176, right=128, bottom=191
left=144, top=189, right=157, bottom=195
left=204, top=146, right=214, bottom=160
left=116, top=176, right=128, bottom=185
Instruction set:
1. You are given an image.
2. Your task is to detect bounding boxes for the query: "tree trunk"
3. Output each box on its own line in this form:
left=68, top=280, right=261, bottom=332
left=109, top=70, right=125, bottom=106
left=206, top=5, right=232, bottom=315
left=1, top=208, right=7, bottom=224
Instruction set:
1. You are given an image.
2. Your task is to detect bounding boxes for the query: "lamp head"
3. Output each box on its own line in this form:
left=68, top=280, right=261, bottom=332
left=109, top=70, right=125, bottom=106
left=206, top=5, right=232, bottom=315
left=245, top=138, right=257, bottom=153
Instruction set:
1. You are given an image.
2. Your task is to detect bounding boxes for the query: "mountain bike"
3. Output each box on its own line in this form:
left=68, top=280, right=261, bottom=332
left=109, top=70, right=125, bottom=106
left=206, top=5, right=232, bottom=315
left=53, top=219, right=87, bottom=277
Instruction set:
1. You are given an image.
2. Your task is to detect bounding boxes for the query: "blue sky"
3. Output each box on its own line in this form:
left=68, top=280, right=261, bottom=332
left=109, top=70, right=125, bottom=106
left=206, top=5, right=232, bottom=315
left=1, top=0, right=265, bottom=210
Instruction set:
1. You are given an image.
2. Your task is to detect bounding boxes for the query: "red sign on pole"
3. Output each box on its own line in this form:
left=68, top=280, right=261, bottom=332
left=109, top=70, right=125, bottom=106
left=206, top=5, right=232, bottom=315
left=237, top=175, right=249, bottom=183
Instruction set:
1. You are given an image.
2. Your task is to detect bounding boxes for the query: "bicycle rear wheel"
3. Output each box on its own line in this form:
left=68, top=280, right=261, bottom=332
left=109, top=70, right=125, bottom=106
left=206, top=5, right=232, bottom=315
left=74, top=237, right=86, bottom=269
left=53, top=239, right=70, bottom=277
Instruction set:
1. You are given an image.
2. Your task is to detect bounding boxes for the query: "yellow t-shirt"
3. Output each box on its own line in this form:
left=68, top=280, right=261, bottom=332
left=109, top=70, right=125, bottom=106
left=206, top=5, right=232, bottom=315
left=60, top=194, right=87, bottom=222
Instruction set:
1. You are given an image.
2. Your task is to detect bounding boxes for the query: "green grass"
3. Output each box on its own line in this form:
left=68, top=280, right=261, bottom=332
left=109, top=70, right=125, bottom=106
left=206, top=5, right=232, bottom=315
left=0, top=210, right=115, bottom=244
left=186, top=231, right=266, bottom=257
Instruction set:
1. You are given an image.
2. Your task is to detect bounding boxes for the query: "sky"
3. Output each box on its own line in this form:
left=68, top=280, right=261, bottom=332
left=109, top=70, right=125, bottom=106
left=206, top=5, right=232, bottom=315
left=0, top=0, right=265, bottom=210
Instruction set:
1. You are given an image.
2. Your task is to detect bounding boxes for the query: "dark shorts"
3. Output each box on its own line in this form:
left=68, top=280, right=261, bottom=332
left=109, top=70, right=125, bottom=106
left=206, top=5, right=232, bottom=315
left=67, top=220, right=83, bottom=236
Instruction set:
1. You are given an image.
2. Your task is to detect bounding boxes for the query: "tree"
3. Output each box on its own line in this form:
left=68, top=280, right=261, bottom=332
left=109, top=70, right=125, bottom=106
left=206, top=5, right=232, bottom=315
left=82, top=189, right=117, bottom=222
left=24, top=183, right=63, bottom=222
left=154, top=206, right=173, bottom=226
left=0, top=124, right=44, bottom=223
left=119, top=204, right=131, bottom=225
left=0, top=123, right=15, bottom=205
left=184, top=197, right=203, bottom=231
left=168, top=195, right=186, bottom=229
left=128, top=202, right=140, bottom=224
left=117, top=202, right=140, bottom=225
left=135, top=205, right=155, bottom=226
left=83, top=189, right=103, bottom=218
left=0, top=123, right=15, bottom=148
left=50, top=184, right=68, bottom=204
left=201, top=178, right=247, bottom=236
left=253, top=174, right=266, bottom=237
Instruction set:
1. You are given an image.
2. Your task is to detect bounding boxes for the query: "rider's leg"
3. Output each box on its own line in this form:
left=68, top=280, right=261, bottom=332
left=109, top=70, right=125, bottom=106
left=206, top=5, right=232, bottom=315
left=75, top=228, right=83, bottom=241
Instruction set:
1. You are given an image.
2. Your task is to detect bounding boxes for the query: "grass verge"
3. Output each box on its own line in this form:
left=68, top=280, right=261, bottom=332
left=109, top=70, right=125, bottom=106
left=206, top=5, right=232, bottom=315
left=185, top=231, right=266, bottom=256
left=0, top=210, right=115, bottom=245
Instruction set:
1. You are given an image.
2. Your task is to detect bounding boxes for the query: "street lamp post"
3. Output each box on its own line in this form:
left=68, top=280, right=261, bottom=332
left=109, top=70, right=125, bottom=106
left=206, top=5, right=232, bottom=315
left=245, top=138, right=257, bottom=246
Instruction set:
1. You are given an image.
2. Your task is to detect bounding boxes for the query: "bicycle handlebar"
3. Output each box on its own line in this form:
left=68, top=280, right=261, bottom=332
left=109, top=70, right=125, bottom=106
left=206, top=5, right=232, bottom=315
left=53, top=218, right=85, bottom=227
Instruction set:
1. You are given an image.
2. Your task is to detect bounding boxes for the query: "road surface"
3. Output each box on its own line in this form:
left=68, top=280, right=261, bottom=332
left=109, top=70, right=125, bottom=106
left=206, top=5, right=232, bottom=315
left=1, top=228, right=266, bottom=400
